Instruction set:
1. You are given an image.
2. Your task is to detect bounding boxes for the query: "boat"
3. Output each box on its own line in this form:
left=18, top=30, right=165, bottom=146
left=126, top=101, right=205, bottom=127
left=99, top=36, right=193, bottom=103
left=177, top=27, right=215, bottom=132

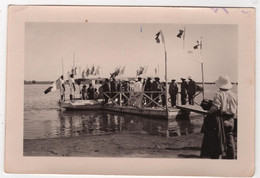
left=59, top=99, right=103, bottom=110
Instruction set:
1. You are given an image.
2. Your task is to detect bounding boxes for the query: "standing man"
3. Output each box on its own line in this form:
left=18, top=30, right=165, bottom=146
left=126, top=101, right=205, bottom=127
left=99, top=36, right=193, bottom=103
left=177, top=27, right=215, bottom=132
left=187, top=76, right=196, bottom=105
left=180, top=77, right=188, bottom=105
left=169, top=79, right=178, bottom=107
left=144, top=77, right=152, bottom=107
left=151, top=77, right=161, bottom=107
left=133, top=77, right=143, bottom=107
left=59, top=75, right=65, bottom=101
left=69, top=74, right=76, bottom=101
left=102, top=78, right=110, bottom=104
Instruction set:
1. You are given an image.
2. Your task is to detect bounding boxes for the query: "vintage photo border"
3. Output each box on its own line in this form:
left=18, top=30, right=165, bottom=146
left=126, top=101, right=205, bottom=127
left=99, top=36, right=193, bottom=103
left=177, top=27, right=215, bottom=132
left=5, top=6, right=255, bottom=176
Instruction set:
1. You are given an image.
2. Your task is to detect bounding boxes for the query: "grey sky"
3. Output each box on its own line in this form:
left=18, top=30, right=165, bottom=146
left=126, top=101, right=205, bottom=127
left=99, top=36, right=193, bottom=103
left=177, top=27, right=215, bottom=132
left=25, top=23, right=237, bottom=82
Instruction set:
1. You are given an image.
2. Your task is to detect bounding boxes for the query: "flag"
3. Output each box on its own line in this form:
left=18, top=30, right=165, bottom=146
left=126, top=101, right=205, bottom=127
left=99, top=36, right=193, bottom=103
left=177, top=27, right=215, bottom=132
left=86, top=67, right=90, bottom=77
left=144, top=66, right=148, bottom=74
left=44, top=78, right=61, bottom=94
left=90, top=65, right=95, bottom=75
left=120, top=66, right=125, bottom=75
left=95, top=66, right=100, bottom=75
left=82, top=70, right=86, bottom=78
left=193, top=39, right=202, bottom=50
left=155, top=30, right=165, bottom=44
left=177, top=29, right=185, bottom=39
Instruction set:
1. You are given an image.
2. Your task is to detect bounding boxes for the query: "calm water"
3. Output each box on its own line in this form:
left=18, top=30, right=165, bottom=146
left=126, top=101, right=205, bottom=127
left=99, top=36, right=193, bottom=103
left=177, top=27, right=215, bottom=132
left=24, top=84, right=237, bottom=139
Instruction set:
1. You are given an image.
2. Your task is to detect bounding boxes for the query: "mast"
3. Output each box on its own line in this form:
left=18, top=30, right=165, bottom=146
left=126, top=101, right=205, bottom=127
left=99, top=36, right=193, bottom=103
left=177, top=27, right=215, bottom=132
left=163, top=39, right=168, bottom=114
left=200, top=37, right=205, bottom=100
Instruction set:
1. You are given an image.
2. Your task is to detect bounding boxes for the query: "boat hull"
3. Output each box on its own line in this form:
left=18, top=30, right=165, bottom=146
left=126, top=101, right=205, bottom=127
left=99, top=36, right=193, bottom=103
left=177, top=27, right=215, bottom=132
left=59, top=100, right=103, bottom=110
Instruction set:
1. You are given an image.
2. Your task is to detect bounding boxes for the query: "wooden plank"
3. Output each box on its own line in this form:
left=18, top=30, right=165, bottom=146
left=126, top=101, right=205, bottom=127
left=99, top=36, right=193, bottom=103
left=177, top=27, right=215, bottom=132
left=176, top=105, right=207, bottom=114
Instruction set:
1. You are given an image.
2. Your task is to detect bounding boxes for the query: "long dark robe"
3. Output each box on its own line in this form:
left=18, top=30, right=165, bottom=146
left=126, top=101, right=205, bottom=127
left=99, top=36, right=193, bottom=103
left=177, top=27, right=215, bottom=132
left=200, top=113, right=227, bottom=158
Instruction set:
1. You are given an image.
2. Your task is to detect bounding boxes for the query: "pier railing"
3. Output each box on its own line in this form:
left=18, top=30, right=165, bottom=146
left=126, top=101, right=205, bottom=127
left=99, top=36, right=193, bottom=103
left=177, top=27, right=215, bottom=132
left=103, top=91, right=168, bottom=110
left=103, top=90, right=203, bottom=109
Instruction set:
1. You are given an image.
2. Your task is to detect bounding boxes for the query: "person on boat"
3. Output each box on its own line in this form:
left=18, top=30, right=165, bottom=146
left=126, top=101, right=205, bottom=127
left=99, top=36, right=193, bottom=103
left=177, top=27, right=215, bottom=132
left=169, top=79, right=178, bottom=107
left=94, top=88, right=99, bottom=100
left=180, top=77, right=188, bottom=105
left=87, top=83, right=95, bottom=100
left=81, top=85, right=88, bottom=100
left=133, top=77, right=143, bottom=108
left=161, top=82, right=166, bottom=107
left=122, top=79, right=130, bottom=105
left=110, top=77, right=117, bottom=99
left=151, top=77, right=161, bottom=107
left=59, top=75, right=65, bottom=101
left=102, top=78, right=110, bottom=104
left=144, top=77, right=152, bottom=107
left=69, top=74, right=76, bottom=101
left=200, top=75, right=237, bottom=159
left=187, top=76, right=196, bottom=105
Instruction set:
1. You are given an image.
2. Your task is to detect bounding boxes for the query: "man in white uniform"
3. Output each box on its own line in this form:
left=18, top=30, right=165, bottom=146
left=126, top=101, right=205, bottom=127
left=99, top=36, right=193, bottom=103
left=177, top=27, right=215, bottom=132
left=133, top=77, right=143, bottom=107
left=69, top=74, right=76, bottom=101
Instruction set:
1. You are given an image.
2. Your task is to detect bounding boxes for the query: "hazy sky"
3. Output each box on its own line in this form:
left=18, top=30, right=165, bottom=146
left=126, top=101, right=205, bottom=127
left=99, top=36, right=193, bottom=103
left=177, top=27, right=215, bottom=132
left=25, top=23, right=237, bottom=82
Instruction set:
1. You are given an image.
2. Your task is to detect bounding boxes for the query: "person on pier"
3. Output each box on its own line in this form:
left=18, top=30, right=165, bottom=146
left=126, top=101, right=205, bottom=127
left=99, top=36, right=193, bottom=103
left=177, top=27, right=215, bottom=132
left=187, top=76, right=196, bottom=105
left=59, top=75, right=65, bottom=101
left=81, top=85, right=87, bottom=100
left=169, top=79, right=178, bottom=107
left=144, top=77, right=152, bottom=107
left=87, top=83, right=95, bottom=100
left=122, top=80, right=130, bottom=105
left=180, top=77, right=188, bottom=105
left=161, top=82, right=166, bottom=107
left=110, top=77, right=117, bottom=99
left=69, top=74, right=76, bottom=101
left=151, top=77, right=161, bottom=108
left=133, top=77, right=143, bottom=108
left=102, top=78, right=110, bottom=104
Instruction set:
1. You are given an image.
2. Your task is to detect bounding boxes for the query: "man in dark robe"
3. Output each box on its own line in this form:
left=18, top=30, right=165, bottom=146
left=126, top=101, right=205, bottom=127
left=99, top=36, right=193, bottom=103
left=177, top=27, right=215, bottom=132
left=169, top=79, right=178, bottom=107
left=187, top=76, right=196, bottom=105
left=180, top=78, right=188, bottom=105
left=151, top=77, right=161, bottom=107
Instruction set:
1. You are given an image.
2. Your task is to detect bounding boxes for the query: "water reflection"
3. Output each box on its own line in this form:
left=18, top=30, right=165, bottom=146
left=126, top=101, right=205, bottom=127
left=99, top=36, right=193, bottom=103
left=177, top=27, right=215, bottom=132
left=56, top=110, right=203, bottom=139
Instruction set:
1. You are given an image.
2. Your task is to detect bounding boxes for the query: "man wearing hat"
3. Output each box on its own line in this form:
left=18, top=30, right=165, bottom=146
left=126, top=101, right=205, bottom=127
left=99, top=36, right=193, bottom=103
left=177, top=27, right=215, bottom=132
left=151, top=77, right=161, bottom=107
left=102, top=78, right=110, bottom=104
left=180, top=77, right=188, bottom=105
left=201, top=75, right=237, bottom=159
left=144, top=77, right=152, bottom=107
left=69, top=74, right=76, bottom=101
left=169, top=79, right=178, bottom=107
left=133, top=77, right=143, bottom=107
left=187, top=76, right=196, bottom=105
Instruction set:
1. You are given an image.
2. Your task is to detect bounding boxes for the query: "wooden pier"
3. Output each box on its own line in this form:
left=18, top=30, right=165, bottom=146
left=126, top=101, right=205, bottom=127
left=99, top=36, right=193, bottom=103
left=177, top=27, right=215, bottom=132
left=102, top=91, right=205, bottom=119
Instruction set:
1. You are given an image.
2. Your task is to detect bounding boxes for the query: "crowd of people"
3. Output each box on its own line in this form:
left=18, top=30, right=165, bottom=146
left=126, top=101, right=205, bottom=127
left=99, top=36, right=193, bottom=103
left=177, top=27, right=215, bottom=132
left=58, top=74, right=199, bottom=107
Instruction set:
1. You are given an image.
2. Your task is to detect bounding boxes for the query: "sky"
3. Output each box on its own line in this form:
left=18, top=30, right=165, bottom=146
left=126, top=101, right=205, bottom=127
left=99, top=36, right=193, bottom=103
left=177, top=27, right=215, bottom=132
left=25, top=23, right=237, bottom=82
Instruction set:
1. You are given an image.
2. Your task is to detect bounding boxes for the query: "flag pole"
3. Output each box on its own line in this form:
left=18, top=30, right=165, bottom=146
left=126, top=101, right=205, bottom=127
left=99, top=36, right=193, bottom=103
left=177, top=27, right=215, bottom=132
left=200, top=37, right=205, bottom=100
left=163, top=40, right=169, bottom=114
left=73, top=52, right=75, bottom=75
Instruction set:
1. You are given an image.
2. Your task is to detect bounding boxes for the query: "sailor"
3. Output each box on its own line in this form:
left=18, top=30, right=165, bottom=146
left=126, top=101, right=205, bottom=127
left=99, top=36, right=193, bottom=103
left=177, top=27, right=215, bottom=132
left=69, top=74, right=76, bottom=101
left=187, top=76, right=196, bottom=105
left=169, top=79, right=178, bottom=107
left=59, top=75, right=65, bottom=101
left=180, top=77, right=188, bottom=105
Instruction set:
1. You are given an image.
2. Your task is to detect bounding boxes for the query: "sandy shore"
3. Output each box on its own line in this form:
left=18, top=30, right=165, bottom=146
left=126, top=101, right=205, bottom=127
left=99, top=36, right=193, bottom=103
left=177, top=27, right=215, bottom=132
left=24, top=132, right=204, bottom=158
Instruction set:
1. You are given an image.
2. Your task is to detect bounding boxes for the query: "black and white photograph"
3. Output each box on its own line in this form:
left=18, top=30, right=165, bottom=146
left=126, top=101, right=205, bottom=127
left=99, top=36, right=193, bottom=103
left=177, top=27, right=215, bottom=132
left=4, top=6, right=255, bottom=176
left=24, top=22, right=238, bottom=159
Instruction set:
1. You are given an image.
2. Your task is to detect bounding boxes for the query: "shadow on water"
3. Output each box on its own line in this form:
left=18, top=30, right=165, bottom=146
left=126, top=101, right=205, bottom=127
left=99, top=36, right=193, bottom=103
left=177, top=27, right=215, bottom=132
left=55, top=110, right=204, bottom=139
